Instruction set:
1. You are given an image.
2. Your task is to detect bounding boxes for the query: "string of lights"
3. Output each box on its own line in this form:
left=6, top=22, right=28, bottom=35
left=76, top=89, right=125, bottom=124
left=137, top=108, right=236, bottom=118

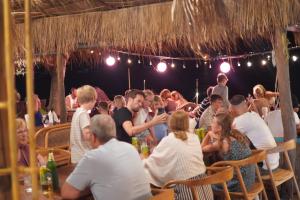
left=14, top=46, right=300, bottom=76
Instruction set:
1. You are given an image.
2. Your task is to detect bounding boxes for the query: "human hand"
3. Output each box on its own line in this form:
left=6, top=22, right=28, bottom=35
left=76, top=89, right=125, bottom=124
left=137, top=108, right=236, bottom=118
left=152, top=113, right=168, bottom=125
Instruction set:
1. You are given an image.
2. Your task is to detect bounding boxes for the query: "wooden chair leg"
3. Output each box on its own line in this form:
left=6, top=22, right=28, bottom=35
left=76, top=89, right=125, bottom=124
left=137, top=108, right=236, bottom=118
left=271, top=183, right=281, bottom=200
left=221, top=182, right=231, bottom=200
left=262, top=188, right=268, bottom=200
left=292, top=176, right=300, bottom=199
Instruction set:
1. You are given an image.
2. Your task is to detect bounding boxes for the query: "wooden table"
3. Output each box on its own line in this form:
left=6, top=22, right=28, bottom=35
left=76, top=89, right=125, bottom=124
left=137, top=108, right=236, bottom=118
left=21, top=165, right=93, bottom=200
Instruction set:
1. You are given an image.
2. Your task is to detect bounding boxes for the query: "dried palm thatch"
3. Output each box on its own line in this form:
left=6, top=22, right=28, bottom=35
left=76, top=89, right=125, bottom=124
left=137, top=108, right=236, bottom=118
left=172, top=0, right=300, bottom=55
left=13, top=1, right=190, bottom=57
left=12, top=0, right=300, bottom=58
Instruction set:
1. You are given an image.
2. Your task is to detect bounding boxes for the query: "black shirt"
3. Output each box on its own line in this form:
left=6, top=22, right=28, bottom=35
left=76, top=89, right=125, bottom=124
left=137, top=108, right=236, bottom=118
left=113, top=107, right=133, bottom=144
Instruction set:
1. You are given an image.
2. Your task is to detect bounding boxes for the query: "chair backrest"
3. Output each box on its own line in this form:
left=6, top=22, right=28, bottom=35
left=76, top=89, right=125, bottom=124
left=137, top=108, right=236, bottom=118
left=267, top=139, right=296, bottom=154
left=150, top=189, right=174, bottom=200
left=45, top=124, right=71, bottom=149
left=35, top=123, right=70, bottom=149
left=162, top=166, right=234, bottom=200
left=212, top=150, right=267, bottom=200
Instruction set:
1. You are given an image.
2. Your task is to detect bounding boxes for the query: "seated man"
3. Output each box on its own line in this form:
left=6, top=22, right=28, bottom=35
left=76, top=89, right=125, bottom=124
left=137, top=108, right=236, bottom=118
left=62, top=115, right=152, bottom=200
left=230, top=95, right=279, bottom=172
left=265, top=94, right=300, bottom=142
left=199, top=94, right=223, bottom=130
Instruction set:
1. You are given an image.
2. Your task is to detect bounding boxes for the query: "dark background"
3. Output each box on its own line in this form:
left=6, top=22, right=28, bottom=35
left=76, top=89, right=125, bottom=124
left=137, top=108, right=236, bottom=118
left=15, top=48, right=300, bottom=104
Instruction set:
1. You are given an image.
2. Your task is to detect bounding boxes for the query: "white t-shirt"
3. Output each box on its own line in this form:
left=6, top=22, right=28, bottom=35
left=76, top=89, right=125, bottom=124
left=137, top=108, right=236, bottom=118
left=265, top=109, right=300, bottom=138
left=70, top=107, right=91, bottom=163
left=233, top=112, right=279, bottom=170
left=67, top=139, right=151, bottom=200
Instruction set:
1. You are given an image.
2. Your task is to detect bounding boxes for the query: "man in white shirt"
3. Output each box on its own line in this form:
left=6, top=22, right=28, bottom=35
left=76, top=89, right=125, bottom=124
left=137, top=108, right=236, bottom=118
left=265, top=95, right=300, bottom=141
left=229, top=95, right=279, bottom=171
left=62, top=114, right=152, bottom=200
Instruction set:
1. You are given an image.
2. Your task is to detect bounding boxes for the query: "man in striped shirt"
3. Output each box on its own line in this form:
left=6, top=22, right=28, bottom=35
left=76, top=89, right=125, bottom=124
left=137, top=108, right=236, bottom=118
left=191, top=86, right=213, bottom=119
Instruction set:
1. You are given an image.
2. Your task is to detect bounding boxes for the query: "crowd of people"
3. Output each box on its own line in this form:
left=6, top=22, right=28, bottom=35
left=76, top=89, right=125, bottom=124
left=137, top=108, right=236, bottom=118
left=15, top=72, right=300, bottom=199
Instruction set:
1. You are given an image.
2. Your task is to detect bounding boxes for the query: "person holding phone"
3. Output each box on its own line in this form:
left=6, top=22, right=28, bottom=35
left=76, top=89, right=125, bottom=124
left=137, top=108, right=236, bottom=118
left=151, top=95, right=168, bottom=142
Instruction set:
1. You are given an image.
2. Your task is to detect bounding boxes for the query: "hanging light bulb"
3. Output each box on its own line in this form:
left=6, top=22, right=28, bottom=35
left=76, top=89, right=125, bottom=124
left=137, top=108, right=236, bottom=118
left=247, top=61, right=252, bottom=67
left=90, top=50, right=94, bottom=54
left=196, top=63, right=199, bottom=68
left=209, top=64, right=212, bottom=69
left=138, top=59, right=141, bottom=64
left=117, top=56, right=121, bottom=61
left=261, top=59, right=267, bottom=66
left=182, top=64, right=186, bottom=69
left=156, top=62, right=167, bottom=73
left=267, top=55, right=271, bottom=60
left=237, top=62, right=241, bottom=67
left=127, top=58, right=132, bottom=64
left=292, top=55, right=298, bottom=62
left=149, top=60, right=152, bottom=66
left=105, top=56, right=116, bottom=66
left=219, top=62, right=231, bottom=73
left=171, top=62, right=175, bottom=68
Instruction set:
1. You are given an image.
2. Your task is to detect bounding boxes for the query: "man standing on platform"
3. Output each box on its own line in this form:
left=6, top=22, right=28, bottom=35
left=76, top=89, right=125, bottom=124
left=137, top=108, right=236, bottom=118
left=113, top=89, right=167, bottom=144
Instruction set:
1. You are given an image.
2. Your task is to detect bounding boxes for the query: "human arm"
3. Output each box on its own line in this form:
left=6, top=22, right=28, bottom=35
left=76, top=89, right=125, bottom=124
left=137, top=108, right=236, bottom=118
left=79, top=112, right=91, bottom=141
left=122, top=113, right=168, bottom=136
left=61, top=156, right=92, bottom=199
left=201, top=132, right=221, bottom=153
left=65, top=97, right=71, bottom=111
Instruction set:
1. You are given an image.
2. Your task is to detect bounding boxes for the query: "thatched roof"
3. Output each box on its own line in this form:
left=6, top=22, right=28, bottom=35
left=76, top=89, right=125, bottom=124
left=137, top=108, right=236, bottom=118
left=12, top=0, right=300, bottom=58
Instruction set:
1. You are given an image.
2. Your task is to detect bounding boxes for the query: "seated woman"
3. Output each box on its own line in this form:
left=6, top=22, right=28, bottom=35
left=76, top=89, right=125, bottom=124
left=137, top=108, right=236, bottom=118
left=16, top=118, right=44, bottom=167
left=212, top=112, right=255, bottom=192
left=143, top=110, right=213, bottom=200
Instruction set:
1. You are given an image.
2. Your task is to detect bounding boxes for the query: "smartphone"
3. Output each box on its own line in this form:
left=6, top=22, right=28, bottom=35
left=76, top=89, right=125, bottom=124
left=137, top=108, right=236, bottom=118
left=157, top=108, right=165, bottom=115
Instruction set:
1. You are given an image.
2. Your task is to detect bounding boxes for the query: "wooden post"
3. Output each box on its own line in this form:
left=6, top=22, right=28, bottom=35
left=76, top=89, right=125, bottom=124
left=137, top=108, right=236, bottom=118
left=0, top=2, right=12, bottom=198
left=47, top=53, right=68, bottom=123
left=274, top=28, right=297, bottom=199
left=56, top=53, right=68, bottom=123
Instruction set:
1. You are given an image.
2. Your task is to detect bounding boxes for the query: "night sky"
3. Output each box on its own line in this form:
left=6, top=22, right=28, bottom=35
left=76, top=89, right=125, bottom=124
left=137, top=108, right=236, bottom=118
left=15, top=48, right=300, bottom=104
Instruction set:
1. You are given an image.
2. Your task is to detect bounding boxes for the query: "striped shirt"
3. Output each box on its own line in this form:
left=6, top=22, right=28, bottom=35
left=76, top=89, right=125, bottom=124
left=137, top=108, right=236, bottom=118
left=194, top=97, right=210, bottom=118
left=70, top=107, right=91, bottom=164
left=143, top=132, right=213, bottom=199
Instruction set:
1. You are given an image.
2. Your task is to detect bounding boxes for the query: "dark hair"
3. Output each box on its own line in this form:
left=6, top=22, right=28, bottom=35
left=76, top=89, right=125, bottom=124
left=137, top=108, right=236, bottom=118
left=210, top=94, right=223, bottom=103
left=97, top=101, right=109, bottom=111
left=230, top=95, right=246, bottom=106
left=292, top=94, right=299, bottom=109
left=126, top=89, right=145, bottom=99
left=206, top=86, right=214, bottom=97
left=214, top=112, right=249, bottom=146
left=217, top=73, right=228, bottom=83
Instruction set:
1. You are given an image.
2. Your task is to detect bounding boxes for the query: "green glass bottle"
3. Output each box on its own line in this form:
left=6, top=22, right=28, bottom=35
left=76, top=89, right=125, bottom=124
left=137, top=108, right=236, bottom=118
left=47, top=152, right=59, bottom=191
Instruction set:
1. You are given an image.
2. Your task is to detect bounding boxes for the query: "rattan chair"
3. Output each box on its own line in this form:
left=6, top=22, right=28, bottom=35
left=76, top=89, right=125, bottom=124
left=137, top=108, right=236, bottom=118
left=212, top=150, right=268, bottom=200
left=261, top=139, right=300, bottom=200
left=162, top=166, right=234, bottom=200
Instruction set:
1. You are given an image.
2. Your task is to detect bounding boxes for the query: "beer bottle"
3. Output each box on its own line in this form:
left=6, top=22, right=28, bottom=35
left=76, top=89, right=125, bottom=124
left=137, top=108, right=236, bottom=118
left=47, top=152, right=59, bottom=191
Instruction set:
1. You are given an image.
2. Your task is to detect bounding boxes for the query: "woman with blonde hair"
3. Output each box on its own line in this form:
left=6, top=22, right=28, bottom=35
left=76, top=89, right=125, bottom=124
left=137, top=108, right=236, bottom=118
left=143, top=110, right=213, bottom=200
left=16, top=118, right=44, bottom=166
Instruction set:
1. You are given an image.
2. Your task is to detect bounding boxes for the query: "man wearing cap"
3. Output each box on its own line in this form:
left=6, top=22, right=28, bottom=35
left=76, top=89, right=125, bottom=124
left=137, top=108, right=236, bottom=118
left=229, top=95, right=279, bottom=172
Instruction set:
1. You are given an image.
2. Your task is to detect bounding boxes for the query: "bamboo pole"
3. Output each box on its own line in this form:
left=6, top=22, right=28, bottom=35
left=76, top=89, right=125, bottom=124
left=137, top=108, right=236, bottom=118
left=3, top=0, right=19, bottom=199
left=274, top=28, right=296, bottom=199
left=128, top=67, right=131, bottom=90
left=24, top=0, right=38, bottom=199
